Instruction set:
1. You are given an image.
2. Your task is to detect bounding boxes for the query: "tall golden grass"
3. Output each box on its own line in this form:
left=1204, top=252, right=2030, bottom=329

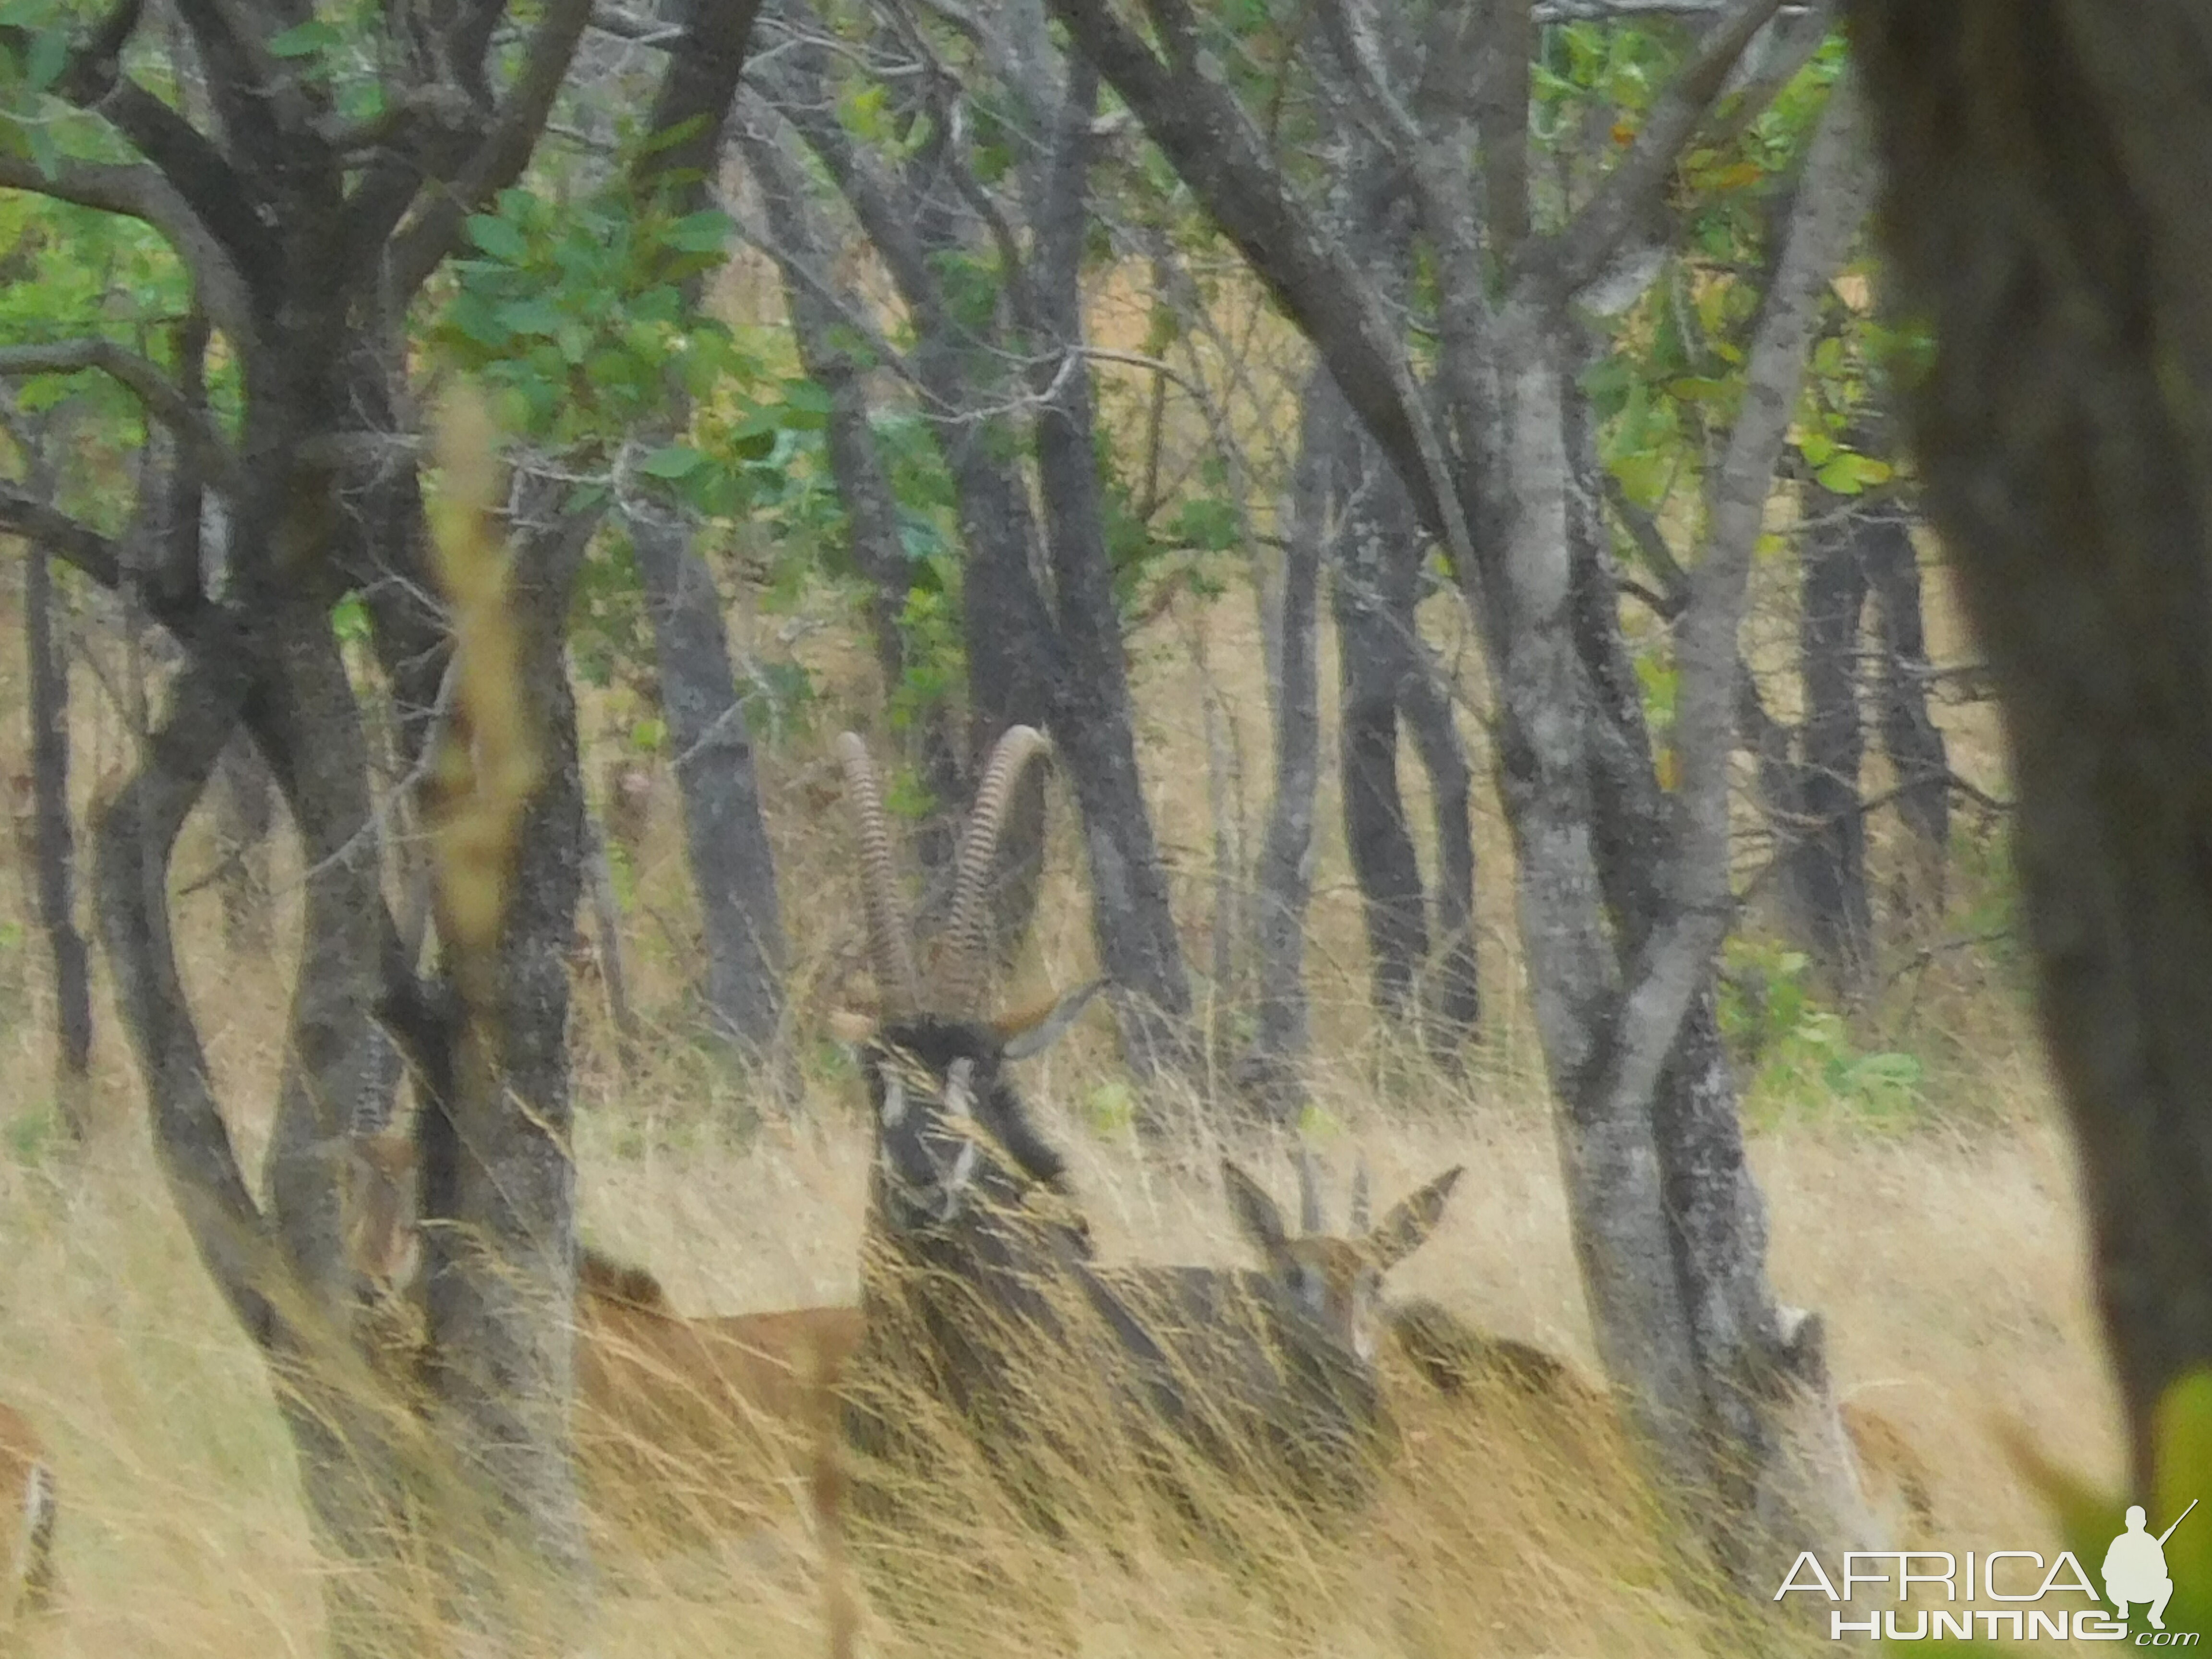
left=0, top=553, right=2117, bottom=1654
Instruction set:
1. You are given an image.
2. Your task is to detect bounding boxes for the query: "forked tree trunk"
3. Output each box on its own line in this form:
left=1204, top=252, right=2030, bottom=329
left=1045, top=4, right=1883, bottom=1589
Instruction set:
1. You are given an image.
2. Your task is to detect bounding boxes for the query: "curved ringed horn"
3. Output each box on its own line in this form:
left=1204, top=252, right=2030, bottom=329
left=835, top=732, right=923, bottom=1017
left=939, top=724, right=1052, bottom=1017
left=1350, top=1158, right=1371, bottom=1234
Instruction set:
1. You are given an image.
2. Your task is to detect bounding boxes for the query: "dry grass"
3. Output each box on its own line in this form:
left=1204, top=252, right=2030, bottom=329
left=0, top=570, right=2123, bottom=1655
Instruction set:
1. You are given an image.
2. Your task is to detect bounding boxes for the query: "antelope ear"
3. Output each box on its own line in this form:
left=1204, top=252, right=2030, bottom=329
left=1368, top=1165, right=1464, bottom=1271
left=998, top=978, right=1109, bottom=1060
left=1222, top=1160, right=1292, bottom=1266
left=827, top=1008, right=878, bottom=1046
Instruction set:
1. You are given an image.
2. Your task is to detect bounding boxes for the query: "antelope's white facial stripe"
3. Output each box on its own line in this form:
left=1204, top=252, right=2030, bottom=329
left=880, top=1071, right=907, bottom=1127
left=945, top=1058, right=975, bottom=1116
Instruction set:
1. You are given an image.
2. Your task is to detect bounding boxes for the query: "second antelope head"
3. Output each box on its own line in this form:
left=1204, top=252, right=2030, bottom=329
left=1224, top=1152, right=1464, bottom=1365
left=835, top=727, right=1103, bottom=1247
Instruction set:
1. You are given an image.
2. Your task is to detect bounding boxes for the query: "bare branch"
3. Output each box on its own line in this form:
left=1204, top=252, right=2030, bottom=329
left=1047, top=0, right=1474, bottom=577
left=589, top=2, right=682, bottom=44
left=0, top=485, right=125, bottom=589
left=0, top=340, right=237, bottom=488
left=0, top=19, right=280, bottom=299
left=386, top=0, right=598, bottom=299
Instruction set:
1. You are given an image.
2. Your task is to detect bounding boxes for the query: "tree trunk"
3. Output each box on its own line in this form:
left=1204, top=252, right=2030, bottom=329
left=1245, top=368, right=1331, bottom=1118
left=622, top=0, right=786, bottom=1069
left=1861, top=499, right=1948, bottom=918
left=411, top=469, right=598, bottom=1647
left=24, top=537, right=91, bottom=1137
left=1851, top=0, right=2212, bottom=1491
left=214, top=731, right=277, bottom=960
left=1789, top=481, right=1875, bottom=998
left=1334, top=491, right=1429, bottom=1028
left=99, top=612, right=429, bottom=1657
left=628, top=506, right=787, bottom=1060
left=1398, top=645, right=1482, bottom=1062
left=742, top=115, right=967, bottom=880
left=1027, top=58, right=1195, bottom=1076
left=581, top=811, right=637, bottom=1076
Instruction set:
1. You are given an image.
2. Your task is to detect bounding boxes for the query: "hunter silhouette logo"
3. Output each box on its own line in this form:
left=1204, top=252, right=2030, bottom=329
left=1776, top=1497, right=2203, bottom=1642
left=2105, top=1501, right=2196, bottom=1632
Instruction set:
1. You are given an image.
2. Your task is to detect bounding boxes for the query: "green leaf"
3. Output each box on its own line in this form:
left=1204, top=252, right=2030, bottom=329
left=639, top=444, right=704, bottom=480
left=466, top=213, right=529, bottom=263
left=493, top=297, right=563, bottom=338
left=24, top=23, right=66, bottom=89
left=630, top=716, right=668, bottom=754
left=266, top=18, right=340, bottom=57
left=25, top=121, right=58, bottom=182
left=330, top=592, right=371, bottom=646
left=663, top=209, right=733, bottom=254
left=1815, top=452, right=1893, bottom=495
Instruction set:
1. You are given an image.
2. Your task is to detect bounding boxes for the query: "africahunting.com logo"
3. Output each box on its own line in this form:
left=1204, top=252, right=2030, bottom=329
left=1776, top=1500, right=2200, bottom=1644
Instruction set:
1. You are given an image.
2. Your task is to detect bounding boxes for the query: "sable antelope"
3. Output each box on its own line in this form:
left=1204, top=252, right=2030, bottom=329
left=830, top=726, right=1448, bottom=1571
left=0, top=1402, right=56, bottom=1625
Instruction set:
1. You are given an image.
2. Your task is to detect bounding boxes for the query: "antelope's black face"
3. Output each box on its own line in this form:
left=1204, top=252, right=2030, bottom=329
left=866, top=1019, right=1005, bottom=1234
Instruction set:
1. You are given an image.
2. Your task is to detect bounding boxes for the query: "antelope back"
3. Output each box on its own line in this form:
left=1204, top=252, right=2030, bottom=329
left=573, top=1249, right=863, bottom=1546
left=0, top=1401, right=56, bottom=1621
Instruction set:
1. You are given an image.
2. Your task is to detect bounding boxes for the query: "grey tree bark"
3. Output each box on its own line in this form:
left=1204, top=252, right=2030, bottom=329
left=23, top=534, right=92, bottom=1137
left=1049, top=0, right=1881, bottom=1588
left=628, top=509, right=787, bottom=1058
left=754, top=7, right=1196, bottom=1075
left=1783, top=473, right=1875, bottom=998
left=1850, top=0, right=2212, bottom=1493
left=625, top=0, right=786, bottom=1063
left=1861, top=496, right=1948, bottom=918
left=1244, top=368, right=1330, bottom=1118
left=741, top=116, right=967, bottom=879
